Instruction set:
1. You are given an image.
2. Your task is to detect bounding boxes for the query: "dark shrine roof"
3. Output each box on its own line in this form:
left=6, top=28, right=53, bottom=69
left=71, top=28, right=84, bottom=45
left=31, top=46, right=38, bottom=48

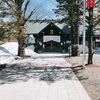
left=26, top=20, right=70, bottom=35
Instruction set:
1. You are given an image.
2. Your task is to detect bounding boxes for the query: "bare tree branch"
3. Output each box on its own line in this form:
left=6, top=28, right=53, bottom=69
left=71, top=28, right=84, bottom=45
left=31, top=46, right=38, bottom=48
left=27, top=6, right=41, bottom=21
left=23, top=0, right=30, bottom=17
left=95, top=0, right=100, bottom=5
left=2, top=0, right=16, bottom=12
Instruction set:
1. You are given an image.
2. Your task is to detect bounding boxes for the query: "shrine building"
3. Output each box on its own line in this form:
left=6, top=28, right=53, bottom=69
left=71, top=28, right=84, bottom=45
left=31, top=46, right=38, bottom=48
left=26, top=20, right=71, bottom=52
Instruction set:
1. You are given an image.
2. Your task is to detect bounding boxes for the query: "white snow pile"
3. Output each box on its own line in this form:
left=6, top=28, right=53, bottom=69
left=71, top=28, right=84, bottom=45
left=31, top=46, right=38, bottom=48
left=25, top=45, right=37, bottom=56
left=0, top=42, right=37, bottom=64
left=0, top=45, right=18, bottom=64
left=1, top=42, right=37, bottom=56
left=1, top=42, right=18, bottom=55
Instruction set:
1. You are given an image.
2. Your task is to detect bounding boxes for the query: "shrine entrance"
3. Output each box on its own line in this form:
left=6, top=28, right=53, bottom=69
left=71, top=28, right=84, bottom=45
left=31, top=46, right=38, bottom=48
left=43, top=41, right=60, bottom=52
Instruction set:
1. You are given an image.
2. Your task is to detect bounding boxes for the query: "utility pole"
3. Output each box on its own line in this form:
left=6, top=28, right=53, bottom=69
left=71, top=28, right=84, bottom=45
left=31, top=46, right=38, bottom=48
left=82, top=0, right=86, bottom=69
left=82, top=0, right=95, bottom=68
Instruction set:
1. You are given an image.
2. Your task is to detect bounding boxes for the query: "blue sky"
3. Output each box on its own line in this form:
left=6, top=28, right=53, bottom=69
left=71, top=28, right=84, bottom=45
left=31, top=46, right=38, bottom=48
left=3, top=0, right=58, bottom=21
left=28, top=0, right=58, bottom=19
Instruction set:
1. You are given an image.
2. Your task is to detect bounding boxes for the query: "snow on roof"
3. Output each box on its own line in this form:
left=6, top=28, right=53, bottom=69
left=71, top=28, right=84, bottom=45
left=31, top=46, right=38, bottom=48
left=26, top=22, right=49, bottom=34
left=26, top=21, right=70, bottom=34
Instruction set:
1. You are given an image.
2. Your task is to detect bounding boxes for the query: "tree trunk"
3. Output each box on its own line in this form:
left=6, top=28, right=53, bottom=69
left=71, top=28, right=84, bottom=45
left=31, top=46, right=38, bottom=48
left=71, top=24, right=80, bottom=56
left=17, top=34, right=26, bottom=57
left=88, top=26, right=94, bottom=64
left=88, top=7, right=94, bottom=64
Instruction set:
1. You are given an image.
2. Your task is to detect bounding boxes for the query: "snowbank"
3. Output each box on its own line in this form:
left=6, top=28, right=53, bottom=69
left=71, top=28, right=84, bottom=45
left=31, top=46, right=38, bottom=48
left=0, top=46, right=18, bottom=64
left=0, top=46, right=12, bottom=56
left=0, top=42, right=37, bottom=64
left=25, top=45, right=37, bottom=56
left=1, top=42, right=18, bottom=55
left=1, top=42, right=37, bottom=56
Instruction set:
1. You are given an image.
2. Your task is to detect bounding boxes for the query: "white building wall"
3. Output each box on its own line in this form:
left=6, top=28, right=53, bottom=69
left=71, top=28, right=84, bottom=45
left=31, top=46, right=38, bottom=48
left=43, top=35, right=60, bottom=43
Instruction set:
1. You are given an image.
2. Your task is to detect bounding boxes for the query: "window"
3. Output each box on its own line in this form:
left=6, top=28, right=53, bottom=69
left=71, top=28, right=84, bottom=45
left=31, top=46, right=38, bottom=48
left=50, top=29, right=54, bottom=34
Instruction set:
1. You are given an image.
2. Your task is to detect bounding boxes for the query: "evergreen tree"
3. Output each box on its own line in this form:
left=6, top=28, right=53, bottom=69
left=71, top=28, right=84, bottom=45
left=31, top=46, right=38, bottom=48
left=0, top=20, right=6, bottom=43
left=0, top=20, right=10, bottom=44
left=55, top=0, right=83, bottom=56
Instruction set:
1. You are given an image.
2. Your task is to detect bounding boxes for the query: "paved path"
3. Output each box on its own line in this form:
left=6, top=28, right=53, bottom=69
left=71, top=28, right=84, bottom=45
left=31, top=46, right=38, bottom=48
left=0, top=57, right=91, bottom=100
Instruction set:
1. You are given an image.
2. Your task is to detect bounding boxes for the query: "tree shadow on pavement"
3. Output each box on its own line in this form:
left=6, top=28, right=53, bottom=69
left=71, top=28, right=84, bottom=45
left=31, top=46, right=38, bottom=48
left=71, top=65, right=88, bottom=81
left=0, top=64, right=74, bottom=85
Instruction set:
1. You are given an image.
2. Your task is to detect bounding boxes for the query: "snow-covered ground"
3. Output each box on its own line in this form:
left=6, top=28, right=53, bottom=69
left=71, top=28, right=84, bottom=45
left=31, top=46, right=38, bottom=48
left=0, top=42, right=100, bottom=66
left=0, top=42, right=71, bottom=67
